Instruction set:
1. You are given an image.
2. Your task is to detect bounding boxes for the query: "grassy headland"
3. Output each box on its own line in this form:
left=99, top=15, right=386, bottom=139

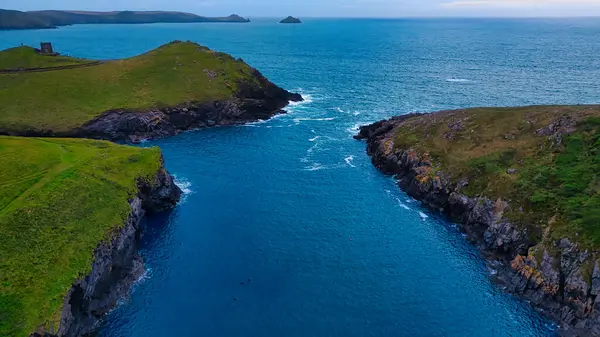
left=0, top=136, right=163, bottom=336
left=0, top=41, right=260, bottom=133
left=390, top=105, right=600, bottom=246
left=0, top=46, right=93, bottom=70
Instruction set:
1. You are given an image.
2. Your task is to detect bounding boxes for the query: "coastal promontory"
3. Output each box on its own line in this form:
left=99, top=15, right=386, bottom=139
left=0, top=136, right=181, bottom=337
left=0, top=41, right=302, bottom=142
left=279, top=16, right=302, bottom=24
left=356, top=105, right=600, bottom=336
left=0, top=9, right=250, bottom=30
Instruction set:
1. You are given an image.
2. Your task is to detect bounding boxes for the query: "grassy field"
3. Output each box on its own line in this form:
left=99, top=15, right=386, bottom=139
left=0, top=136, right=162, bottom=336
left=0, top=41, right=259, bottom=133
left=0, top=46, right=92, bottom=70
left=391, top=105, right=600, bottom=246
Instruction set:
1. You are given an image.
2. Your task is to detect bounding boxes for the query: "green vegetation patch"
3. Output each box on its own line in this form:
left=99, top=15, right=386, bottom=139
left=0, top=136, right=162, bottom=336
left=391, top=105, right=600, bottom=246
left=0, top=41, right=260, bottom=133
left=0, top=46, right=92, bottom=70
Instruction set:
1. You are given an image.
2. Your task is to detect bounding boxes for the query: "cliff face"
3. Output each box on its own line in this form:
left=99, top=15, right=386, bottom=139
left=31, top=162, right=181, bottom=337
left=356, top=116, right=600, bottom=337
left=77, top=70, right=303, bottom=142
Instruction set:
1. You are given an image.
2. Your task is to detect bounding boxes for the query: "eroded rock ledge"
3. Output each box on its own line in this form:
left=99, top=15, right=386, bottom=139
left=31, top=159, right=181, bottom=337
left=356, top=116, right=600, bottom=337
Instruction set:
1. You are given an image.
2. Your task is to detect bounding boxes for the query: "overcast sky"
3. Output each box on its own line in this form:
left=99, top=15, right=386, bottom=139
left=4, top=0, right=600, bottom=17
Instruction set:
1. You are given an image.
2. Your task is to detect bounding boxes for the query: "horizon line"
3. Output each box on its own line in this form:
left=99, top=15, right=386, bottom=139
left=3, top=8, right=600, bottom=19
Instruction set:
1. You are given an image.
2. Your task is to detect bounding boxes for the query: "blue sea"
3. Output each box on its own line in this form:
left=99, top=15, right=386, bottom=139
left=3, top=18, right=600, bottom=337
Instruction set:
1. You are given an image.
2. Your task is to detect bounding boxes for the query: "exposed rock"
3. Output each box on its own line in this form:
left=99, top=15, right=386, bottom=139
left=203, top=68, right=218, bottom=79
left=535, top=115, right=577, bottom=146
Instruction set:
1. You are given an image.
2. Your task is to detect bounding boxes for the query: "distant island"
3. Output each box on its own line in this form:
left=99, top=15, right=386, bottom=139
left=0, top=9, right=250, bottom=30
left=279, top=16, right=301, bottom=24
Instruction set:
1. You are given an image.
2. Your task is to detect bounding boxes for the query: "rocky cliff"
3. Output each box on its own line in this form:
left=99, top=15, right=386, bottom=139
left=30, top=160, right=181, bottom=337
left=356, top=108, right=600, bottom=337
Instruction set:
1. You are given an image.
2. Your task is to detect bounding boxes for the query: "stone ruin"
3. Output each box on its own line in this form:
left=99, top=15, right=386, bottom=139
left=37, top=42, right=59, bottom=56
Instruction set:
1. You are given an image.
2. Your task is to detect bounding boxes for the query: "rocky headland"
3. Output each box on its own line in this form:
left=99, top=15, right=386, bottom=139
left=0, top=41, right=302, bottom=142
left=356, top=106, right=600, bottom=336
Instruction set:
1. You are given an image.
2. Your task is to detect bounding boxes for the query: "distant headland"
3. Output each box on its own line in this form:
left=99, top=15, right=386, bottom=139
left=0, top=9, right=250, bottom=30
left=280, top=16, right=302, bottom=24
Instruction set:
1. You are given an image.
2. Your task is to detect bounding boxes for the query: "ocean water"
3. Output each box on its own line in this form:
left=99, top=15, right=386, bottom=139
left=3, top=18, right=600, bottom=337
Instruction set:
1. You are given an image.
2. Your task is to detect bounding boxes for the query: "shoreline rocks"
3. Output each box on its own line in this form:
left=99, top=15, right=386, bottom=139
left=356, top=116, right=600, bottom=337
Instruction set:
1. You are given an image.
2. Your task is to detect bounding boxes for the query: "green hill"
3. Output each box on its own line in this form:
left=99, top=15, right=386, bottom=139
left=0, top=136, right=165, bottom=336
left=0, top=41, right=284, bottom=135
left=0, top=9, right=249, bottom=30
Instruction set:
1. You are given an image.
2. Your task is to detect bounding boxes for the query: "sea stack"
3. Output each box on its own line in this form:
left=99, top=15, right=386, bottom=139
left=280, top=16, right=302, bottom=24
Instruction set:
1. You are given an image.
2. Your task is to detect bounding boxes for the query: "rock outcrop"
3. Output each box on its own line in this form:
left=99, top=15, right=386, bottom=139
left=356, top=117, right=600, bottom=336
left=31, top=159, right=181, bottom=337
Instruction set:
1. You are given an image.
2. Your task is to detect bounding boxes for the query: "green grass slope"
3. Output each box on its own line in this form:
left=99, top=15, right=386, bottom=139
left=0, top=41, right=260, bottom=133
left=391, top=105, right=600, bottom=246
left=0, top=46, right=93, bottom=70
left=0, top=136, right=162, bottom=336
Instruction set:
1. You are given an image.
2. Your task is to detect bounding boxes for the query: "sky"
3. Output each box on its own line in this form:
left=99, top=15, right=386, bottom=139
left=4, top=0, right=600, bottom=17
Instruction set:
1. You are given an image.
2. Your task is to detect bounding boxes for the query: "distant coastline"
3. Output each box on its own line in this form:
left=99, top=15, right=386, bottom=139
left=0, top=9, right=250, bottom=30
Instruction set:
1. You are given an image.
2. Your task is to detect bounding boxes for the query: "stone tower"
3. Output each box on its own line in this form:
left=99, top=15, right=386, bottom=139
left=40, top=42, right=54, bottom=55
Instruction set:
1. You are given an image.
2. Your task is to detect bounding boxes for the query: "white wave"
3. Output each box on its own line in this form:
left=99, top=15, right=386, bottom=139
left=293, top=117, right=336, bottom=124
left=419, top=212, right=429, bottom=220
left=344, top=155, right=356, bottom=167
left=445, top=78, right=471, bottom=83
left=288, top=93, right=314, bottom=107
left=173, top=175, right=193, bottom=204
left=396, top=198, right=411, bottom=210
left=346, top=123, right=362, bottom=135
left=309, top=136, right=320, bottom=142
left=242, top=118, right=269, bottom=127
left=353, top=112, right=361, bottom=116
left=335, top=107, right=345, bottom=113
left=304, top=163, right=326, bottom=171
left=135, top=267, right=152, bottom=285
